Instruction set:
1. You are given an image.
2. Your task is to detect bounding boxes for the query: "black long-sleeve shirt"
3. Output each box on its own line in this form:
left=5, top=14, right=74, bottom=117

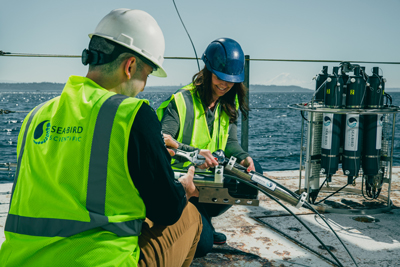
left=127, top=103, right=187, bottom=225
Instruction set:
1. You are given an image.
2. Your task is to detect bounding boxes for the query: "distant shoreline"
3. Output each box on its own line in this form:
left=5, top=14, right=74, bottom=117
left=0, top=83, right=315, bottom=93
left=1, top=82, right=399, bottom=93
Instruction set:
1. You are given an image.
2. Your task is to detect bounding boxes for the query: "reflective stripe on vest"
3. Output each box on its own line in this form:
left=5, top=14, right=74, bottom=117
left=5, top=94, right=142, bottom=237
left=174, top=89, right=229, bottom=169
left=157, top=84, right=232, bottom=170
left=179, top=89, right=195, bottom=145
left=176, top=89, right=229, bottom=152
left=156, top=88, right=195, bottom=145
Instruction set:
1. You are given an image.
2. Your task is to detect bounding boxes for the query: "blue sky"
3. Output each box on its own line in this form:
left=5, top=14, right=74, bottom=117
left=1, top=0, right=399, bottom=89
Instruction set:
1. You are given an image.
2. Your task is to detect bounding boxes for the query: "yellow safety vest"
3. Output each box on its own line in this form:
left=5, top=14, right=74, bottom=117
left=157, top=83, right=231, bottom=168
left=0, top=76, right=146, bottom=267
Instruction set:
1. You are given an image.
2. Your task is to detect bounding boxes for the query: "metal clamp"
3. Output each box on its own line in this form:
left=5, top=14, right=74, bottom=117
left=295, top=192, right=308, bottom=209
left=214, top=165, right=224, bottom=183
left=225, top=156, right=237, bottom=170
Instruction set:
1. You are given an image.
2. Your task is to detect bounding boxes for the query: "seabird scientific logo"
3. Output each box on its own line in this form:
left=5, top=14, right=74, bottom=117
left=33, top=120, right=50, bottom=144
left=323, top=116, right=332, bottom=127
left=347, top=117, right=358, bottom=128
left=379, top=115, right=384, bottom=126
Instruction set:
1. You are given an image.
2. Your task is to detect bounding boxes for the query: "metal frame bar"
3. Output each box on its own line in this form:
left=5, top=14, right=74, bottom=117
left=292, top=104, right=399, bottom=214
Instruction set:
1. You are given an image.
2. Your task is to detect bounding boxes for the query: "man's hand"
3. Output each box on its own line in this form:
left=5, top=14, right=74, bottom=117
left=197, top=149, right=219, bottom=169
left=178, top=166, right=199, bottom=199
left=240, top=156, right=255, bottom=172
left=163, top=133, right=178, bottom=156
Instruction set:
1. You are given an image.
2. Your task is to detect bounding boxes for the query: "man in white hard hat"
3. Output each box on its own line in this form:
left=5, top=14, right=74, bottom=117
left=0, top=8, right=202, bottom=267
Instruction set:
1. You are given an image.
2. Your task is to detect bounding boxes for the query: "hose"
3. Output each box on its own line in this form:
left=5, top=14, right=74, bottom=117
left=224, top=168, right=358, bottom=267
left=179, top=161, right=359, bottom=266
left=221, top=173, right=346, bottom=267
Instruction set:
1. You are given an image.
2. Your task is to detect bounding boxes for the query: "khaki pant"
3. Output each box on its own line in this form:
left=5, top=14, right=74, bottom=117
left=138, top=202, right=202, bottom=267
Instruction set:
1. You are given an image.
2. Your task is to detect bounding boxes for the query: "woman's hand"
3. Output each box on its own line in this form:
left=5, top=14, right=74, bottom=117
left=240, top=156, right=255, bottom=172
left=197, top=149, right=219, bottom=169
left=163, top=134, right=178, bottom=156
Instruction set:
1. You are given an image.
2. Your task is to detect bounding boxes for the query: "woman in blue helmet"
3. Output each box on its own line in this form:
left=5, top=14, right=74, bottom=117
left=157, top=38, right=263, bottom=257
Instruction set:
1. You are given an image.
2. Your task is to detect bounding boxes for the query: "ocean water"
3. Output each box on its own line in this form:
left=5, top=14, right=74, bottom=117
left=2, top=90, right=400, bottom=181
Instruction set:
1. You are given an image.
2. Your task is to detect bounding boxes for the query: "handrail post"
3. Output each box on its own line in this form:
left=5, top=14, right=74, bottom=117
left=241, top=55, right=250, bottom=152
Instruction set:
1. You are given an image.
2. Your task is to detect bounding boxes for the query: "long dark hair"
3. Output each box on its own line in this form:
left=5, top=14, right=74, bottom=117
left=192, top=67, right=249, bottom=123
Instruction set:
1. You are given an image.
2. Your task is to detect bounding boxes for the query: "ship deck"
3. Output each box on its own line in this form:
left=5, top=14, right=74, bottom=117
left=1, top=168, right=400, bottom=267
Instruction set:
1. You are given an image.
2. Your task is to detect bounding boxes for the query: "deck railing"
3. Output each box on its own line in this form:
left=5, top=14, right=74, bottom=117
left=1, top=50, right=400, bottom=165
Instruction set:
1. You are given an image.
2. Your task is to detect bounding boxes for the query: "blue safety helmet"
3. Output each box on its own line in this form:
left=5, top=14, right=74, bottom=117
left=201, top=38, right=245, bottom=83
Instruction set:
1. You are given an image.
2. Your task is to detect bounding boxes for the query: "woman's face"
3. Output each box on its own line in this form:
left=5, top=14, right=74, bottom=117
left=211, top=73, right=234, bottom=100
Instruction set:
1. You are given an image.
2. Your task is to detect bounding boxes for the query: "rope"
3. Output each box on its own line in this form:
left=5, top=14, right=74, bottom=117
left=0, top=108, right=290, bottom=114
left=0, top=109, right=29, bottom=114
left=250, top=107, right=290, bottom=110
left=1, top=163, right=17, bottom=168
left=172, top=0, right=200, bottom=71
left=2, top=50, right=400, bottom=65
left=0, top=109, right=15, bottom=114
left=250, top=58, right=400, bottom=65
left=0, top=162, right=17, bottom=171
left=0, top=51, right=80, bottom=58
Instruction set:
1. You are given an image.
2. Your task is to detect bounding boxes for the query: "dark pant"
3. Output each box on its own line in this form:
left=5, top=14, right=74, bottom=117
left=190, top=198, right=230, bottom=257
left=193, top=207, right=214, bottom=258
left=192, top=159, right=264, bottom=258
left=254, top=159, right=263, bottom=175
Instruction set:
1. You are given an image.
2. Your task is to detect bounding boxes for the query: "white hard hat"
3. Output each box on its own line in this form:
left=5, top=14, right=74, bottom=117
left=89, top=8, right=167, bottom=77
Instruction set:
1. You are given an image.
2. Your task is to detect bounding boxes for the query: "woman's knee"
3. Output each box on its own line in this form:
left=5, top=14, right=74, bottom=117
left=194, top=213, right=214, bottom=258
left=253, top=159, right=263, bottom=174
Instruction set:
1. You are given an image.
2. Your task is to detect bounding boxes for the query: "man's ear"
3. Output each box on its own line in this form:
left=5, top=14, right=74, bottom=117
left=124, top=56, right=137, bottom=80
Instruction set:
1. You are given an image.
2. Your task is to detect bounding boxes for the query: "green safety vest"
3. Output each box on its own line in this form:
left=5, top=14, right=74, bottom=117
left=157, top=83, right=231, bottom=169
left=0, top=76, right=146, bottom=267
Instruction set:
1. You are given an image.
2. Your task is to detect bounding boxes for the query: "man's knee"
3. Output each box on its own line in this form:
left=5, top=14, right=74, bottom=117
left=185, top=202, right=202, bottom=223
left=181, top=202, right=203, bottom=240
left=138, top=203, right=202, bottom=266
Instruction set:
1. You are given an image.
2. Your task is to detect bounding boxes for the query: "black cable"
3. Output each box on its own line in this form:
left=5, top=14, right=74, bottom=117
left=376, top=188, right=382, bottom=199
left=361, top=176, right=375, bottom=200
left=360, top=67, right=369, bottom=81
left=221, top=173, right=345, bottom=267
left=233, top=162, right=248, bottom=171
left=318, top=178, right=327, bottom=192
left=2, top=50, right=400, bottom=65
left=301, top=110, right=308, bottom=121
left=231, top=173, right=358, bottom=267
left=172, top=0, right=201, bottom=72
left=251, top=216, right=339, bottom=266
left=233, top=169, right=359, bottom=267
left=175, top=167, right=358, bottom=266
left=224, top=172, right=358, bottom=267
left=303, top=202, right=359, bottom=267
left=314, top=183, right=350, bottom=205
left=180, top=164, right=345, bottom=266
left=362, top=175, right=383, bottom=200
left=226, top=165, right=358, bottom=266
left=384, top=93, right=392, bottom=105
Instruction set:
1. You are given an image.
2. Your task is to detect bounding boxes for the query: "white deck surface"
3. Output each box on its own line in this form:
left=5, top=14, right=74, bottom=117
left=1, top=168, right=400, bottom=266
